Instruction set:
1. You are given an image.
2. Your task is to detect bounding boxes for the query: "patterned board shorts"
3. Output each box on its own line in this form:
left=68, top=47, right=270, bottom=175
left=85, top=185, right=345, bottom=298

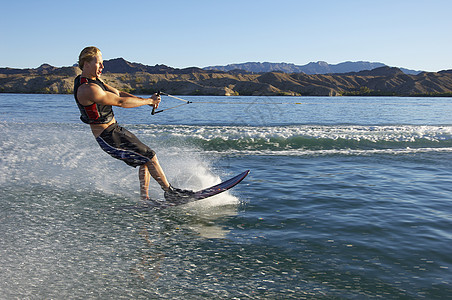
left=95, top=123, right=156, bottom=167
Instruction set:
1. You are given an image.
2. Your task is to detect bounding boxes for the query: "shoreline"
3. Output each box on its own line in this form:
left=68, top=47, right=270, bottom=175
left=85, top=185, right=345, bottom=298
left=1, top=91, right=452, bottom=97
left=1, top=65, right=452, bottom=97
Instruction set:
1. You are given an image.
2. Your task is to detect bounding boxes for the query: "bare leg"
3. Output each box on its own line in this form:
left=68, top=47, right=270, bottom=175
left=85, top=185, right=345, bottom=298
left=139, top=164, right=151, bottom=200
left=139, top=155, right=170, bottom=199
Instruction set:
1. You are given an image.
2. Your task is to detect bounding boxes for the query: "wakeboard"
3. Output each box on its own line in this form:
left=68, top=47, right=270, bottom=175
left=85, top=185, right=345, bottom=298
left=116, top=170, right=250, bottom=211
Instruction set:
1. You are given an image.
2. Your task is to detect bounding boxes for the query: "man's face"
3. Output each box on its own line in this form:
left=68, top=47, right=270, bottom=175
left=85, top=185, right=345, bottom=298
left=85, top=54, right=104, bottom=78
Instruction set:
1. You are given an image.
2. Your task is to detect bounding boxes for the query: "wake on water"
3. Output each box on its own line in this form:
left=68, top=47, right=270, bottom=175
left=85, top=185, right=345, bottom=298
left=132, top=123, right=452, bottom=156
left=2, top=121, right=451, bottom=197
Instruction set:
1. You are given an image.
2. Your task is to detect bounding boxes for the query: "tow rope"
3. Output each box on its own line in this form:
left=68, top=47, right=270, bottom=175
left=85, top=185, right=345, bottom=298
left=150, top=92, right=303, bottom=115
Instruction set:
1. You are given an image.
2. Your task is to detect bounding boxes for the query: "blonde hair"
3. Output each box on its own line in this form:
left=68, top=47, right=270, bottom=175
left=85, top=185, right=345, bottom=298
left=78, top=46, right=102, bottom=70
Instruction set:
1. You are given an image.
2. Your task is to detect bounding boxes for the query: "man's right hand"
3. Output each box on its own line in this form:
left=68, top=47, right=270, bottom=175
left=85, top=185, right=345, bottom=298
left=150, top=92, right=161, bottom=109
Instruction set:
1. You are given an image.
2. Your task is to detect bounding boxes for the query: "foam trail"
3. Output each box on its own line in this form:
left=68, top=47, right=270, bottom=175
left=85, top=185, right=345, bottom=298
left=135, top=124, right=452, bottom=156
left=0, top=123, right=240, bottom=208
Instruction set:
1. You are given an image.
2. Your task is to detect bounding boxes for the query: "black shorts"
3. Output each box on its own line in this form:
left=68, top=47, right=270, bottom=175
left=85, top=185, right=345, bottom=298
left=95, top=123, right=156, bottom=167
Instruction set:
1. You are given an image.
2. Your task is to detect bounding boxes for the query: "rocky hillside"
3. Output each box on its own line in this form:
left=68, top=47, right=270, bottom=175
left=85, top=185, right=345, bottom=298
left=1, top=59, right=451, bottom=96
left=0, top=64, right=80, bottom=94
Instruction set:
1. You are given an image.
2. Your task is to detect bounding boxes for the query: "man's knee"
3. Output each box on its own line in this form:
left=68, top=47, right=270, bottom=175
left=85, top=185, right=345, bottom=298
left=147, top=154, right=159, bottom=166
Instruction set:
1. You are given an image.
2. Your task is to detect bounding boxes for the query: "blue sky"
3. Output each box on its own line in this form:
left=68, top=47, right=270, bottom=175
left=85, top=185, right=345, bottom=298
left=1, top=0, right=451, bottom=71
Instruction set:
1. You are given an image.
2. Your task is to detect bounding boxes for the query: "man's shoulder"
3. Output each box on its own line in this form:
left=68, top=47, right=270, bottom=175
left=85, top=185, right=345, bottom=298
left=79, top=80, right=105, bottom=93
left=77, top=81, right=106, bottom=104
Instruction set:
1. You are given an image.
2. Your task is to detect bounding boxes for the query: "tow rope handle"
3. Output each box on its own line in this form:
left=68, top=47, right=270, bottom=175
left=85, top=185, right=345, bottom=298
left=151, top=91, right=161, bottom=115
left=151, top=91, right=193, bottom=115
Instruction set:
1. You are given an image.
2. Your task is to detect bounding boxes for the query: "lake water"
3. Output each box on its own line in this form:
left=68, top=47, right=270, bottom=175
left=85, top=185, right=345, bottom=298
left=1, top=93, right=452, bottom=299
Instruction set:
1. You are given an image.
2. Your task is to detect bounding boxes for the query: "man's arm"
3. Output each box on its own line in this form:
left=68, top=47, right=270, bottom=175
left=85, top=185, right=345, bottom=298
left=78, top=83, right=159, bottom=109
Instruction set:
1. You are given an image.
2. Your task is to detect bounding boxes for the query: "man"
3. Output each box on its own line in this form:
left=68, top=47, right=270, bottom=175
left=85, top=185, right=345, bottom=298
left=74, top=46, right=192, bottom=201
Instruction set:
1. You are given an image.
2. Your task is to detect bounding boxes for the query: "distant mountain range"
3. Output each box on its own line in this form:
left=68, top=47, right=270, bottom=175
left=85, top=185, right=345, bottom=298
left=204, top=61, right=422, bottom=75
left=1, top=58, right=451, bottom=96
left=101, top=58, right=424, bottom=75
left=0, top=58, right=423, bottom=76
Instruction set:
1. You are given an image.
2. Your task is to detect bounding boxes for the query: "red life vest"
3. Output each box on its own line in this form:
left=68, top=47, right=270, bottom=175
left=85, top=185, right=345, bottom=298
left=73, top=75, right=114, bottom=124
